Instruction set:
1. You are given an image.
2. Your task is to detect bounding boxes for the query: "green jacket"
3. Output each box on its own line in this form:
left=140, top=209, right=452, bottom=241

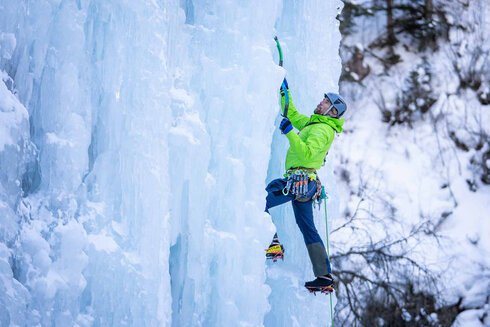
left=281, top=90, right=344, bottom=171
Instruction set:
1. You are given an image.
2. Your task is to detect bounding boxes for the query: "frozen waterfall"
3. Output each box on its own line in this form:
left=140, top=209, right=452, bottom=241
left=0, top=1, right=343, bottom=326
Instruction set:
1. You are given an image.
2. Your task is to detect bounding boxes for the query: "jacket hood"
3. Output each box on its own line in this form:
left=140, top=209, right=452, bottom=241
left=310, top=114, right=344, bottom=133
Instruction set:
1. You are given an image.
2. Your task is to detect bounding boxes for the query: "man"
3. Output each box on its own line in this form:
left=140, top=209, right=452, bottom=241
left=265, top=82, right=346, bottom=292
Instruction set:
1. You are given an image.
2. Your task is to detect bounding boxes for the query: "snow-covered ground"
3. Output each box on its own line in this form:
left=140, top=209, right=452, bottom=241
left=337, top=0, right=490, bottom=325
left=0, top=1, right=344, bottom=326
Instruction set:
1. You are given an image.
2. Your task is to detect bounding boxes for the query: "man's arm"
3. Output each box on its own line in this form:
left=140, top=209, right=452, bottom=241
left=281, top=89, right=309, bottom=130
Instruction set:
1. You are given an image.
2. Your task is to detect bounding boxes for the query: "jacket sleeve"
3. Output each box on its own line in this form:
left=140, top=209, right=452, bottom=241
left=285, top=125, right=333, bottom=160
left=281, top=89, right=309, bottom=130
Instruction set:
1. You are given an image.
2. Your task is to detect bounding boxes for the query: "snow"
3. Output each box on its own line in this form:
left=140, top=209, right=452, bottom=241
left=453, top=309, right=488, bottom=327
left=0, top=0, right=343, bottom=326
left=401, top=308, right=412, bottom=322
left=338, top=0, right=490, bottom=325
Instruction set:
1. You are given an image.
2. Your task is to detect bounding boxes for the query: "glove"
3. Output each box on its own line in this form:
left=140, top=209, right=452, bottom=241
left=280, top=78, right=289, bottom=96
left=279, top=118, right=293, bottom=134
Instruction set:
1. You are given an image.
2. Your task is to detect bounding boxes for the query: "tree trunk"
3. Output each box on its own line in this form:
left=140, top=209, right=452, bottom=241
left=425, top=0, right=433, bottom=21
left=386, top=0, right=396, bottom=45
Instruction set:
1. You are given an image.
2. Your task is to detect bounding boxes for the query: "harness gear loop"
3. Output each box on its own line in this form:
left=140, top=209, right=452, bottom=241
left=282, top=167, right=317, bottom=201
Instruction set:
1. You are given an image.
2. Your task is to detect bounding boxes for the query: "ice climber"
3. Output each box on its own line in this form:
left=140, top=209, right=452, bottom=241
left=265, top=81, right=346, bottom=293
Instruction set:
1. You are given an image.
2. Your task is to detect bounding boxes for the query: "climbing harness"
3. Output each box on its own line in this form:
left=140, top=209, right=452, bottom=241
left=282, top=170, right=308, bottom=196
left=282, top=168, right=317, bottom=201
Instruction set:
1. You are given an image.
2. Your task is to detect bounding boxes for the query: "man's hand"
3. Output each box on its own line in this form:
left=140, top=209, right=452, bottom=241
left=280, top=78, right=289, bottom=96
left=279, top=118, right=293, bottom=134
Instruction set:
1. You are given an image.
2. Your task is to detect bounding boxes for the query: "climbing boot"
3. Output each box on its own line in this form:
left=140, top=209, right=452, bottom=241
left=265, top=233, right=284, bottom=262
left=305, top=274, right=335, bottom=295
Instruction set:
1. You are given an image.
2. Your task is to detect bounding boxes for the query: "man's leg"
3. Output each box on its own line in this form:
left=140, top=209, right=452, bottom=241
left=292, top=199, right=332, bottom=276
left=265, top=178, right=294, bottom=213
left=265, top=178, right=294, bottom=260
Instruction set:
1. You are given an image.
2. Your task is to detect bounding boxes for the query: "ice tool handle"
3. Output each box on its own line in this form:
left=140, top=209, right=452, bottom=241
left=274, top=36, right=283, bottom=66
left=275, top=36, right=289, bottom=118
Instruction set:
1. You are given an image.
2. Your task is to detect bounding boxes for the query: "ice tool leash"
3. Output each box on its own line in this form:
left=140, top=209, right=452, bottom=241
left=274, top=36, right=289, bottom=118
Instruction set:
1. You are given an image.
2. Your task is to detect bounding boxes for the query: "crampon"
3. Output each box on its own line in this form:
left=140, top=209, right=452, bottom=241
left=265, top=244, right=284, bottom=262
left=305, top=285, right=334, bottom=295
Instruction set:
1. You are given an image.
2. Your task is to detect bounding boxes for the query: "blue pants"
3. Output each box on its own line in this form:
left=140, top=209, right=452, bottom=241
left=265, top=178, right=332, bottom=276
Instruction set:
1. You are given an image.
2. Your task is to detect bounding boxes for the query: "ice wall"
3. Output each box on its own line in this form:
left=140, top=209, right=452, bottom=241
left=265, top=2, right=343, bottom=326
left=0, top=1, right=343, bottom=326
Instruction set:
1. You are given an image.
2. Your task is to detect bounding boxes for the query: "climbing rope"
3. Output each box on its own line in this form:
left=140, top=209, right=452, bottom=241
left=322, top=187, right=335, bottom=326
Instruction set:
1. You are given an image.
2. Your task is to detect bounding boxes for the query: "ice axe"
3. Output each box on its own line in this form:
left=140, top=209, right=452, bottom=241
left=274, top=36, right=289, bottom=118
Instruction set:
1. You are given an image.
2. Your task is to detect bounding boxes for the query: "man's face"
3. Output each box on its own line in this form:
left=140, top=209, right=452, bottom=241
left=314, top=96, right=338, bottom=117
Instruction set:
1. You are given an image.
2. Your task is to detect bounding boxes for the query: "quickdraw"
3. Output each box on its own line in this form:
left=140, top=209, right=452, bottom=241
left=312, top=181, right=328, bottom=210
left=282, top=170, right=311, bottom=197
left=282, top=178, right=293, bottom=196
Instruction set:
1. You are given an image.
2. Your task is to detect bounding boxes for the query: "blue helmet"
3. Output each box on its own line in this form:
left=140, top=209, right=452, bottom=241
left=324, top=93, right=347, bottom=118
